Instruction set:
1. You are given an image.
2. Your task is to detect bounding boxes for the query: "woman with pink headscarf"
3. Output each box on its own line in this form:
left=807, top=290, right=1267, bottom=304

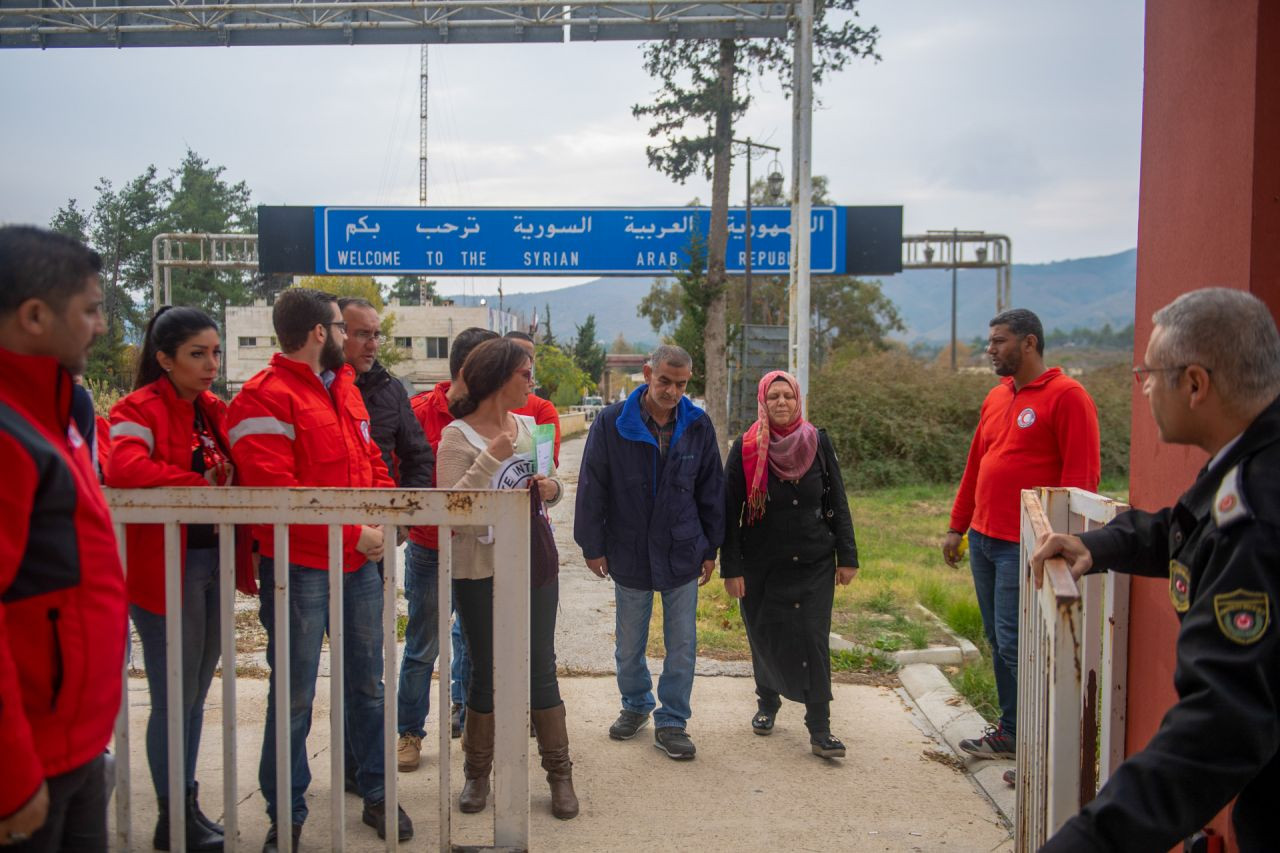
left=721, top=370, right=859, bottom=758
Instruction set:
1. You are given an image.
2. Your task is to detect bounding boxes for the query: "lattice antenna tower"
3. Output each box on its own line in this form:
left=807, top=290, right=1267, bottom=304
left=418, top=44, right=428, bottom=207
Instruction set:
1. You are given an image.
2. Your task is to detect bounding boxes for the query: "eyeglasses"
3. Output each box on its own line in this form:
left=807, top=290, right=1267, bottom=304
left=351, top=330, right=384, bottom=343
left=1132, top=364, right=1211, bottom=383
left=322, top=321, right=347, bottom=334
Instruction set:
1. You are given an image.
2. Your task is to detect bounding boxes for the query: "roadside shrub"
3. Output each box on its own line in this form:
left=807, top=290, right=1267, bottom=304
left=810, top=349, right=1133, bottom=490
left=1076, top=363, right=1132, bottom=483
left=809, top=349, right=995, bottom=489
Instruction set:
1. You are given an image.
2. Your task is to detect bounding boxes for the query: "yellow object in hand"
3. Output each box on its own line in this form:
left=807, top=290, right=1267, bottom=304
left=957, top=533, right=968, bottom=559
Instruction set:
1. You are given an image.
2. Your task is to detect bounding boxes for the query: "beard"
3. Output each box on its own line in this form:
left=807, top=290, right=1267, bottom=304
left=320, top=333, right=346, bottom=372
left=993, top=351, right=1020, bottom=377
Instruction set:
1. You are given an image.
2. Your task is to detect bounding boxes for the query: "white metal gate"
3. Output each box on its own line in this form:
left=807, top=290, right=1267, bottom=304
left=1015, top=486, right=1130, bottom=850
left=105, top=486, right=530, bottom=853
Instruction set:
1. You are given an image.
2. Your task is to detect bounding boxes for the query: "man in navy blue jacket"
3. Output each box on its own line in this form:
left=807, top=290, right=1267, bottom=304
left=574, top=345, right=724, bottom=760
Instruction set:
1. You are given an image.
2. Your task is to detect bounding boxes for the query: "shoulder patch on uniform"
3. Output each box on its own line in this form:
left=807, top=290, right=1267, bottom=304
left=1213, top=589, right=1270, bottom=645
left=1168, top=560, right=1191, bottom=613
left=1211, top=464, right=1252, bottom=529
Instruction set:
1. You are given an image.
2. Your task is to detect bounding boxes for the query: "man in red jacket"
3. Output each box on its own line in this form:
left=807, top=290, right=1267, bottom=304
left=942, top=308, right=1100, bottom=761
left=0, top=225, right=126, bottom=850
left=505, top=330, right=561, bottom=467
left=227, top=288, right=412, bottom=851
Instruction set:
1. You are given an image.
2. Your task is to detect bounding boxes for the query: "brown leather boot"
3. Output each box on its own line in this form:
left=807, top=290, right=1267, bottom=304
left=532, top=703, right=579, bottom=820
left=459, top=708, right=494, bottom=813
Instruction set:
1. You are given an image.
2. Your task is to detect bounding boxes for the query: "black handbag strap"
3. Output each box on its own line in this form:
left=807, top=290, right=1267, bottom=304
left=816, top=429, right=834, bottom=520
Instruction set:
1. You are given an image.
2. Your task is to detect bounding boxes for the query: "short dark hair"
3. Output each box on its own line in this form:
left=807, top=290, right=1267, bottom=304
left=504, top=330, right=534, bottom=343
left=0, top=225, right=102, bottom=316
left=274, top=287, right=338, bottom=353
left=448, top=338, right=530, bottom=418
left=338, top=296, right=377, bottom=313
left=449, top=326, right=500, bottom=380
left=135, top=306, right=219, bottom=390
left=990, top=308, right=1044, bottom=356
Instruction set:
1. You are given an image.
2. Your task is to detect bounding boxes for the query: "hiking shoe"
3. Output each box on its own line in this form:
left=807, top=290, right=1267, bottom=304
left=262, top=822, right=302, bottom=853
left=397, top=733, right=422, bottom=771
left=653, top=727, right=696, bottom=760
left=810, top=732, right=846, bottom=759
left=959, top=725, right=1016, bottom=760
left=450, top=703, right=465, bottom=739
left=608, top=710, right=650, bottom=740
left=1003, top=769, right=1016, bottom=787
left=362, top=800, right=413, bottom=842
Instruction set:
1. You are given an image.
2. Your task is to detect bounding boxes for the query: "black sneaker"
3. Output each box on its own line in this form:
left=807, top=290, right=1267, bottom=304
left=653, top=726, right=696, bottom=760
left=810, top=732, right=846, bottom=759
left=608, top=710, right=651, bottom=740
left=959, top=725, right=1016, bottom=760
left=262, top=822, right=302, bottom=853
left=362, top=800, right=413, bottom=842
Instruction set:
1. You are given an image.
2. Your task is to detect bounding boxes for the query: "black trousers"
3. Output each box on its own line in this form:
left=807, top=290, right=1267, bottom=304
left=453, top=577, right=561, bottom=714
left=9, top=754, right=107, bottom=853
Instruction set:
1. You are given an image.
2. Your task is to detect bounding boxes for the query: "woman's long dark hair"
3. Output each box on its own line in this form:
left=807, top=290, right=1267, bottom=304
left=134, top=306, right=220, bottom=391
left=448, top=338, right=530, bottom=418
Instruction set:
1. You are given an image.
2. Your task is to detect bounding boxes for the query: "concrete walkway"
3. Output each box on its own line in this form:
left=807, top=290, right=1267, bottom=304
left=113, top=434, right=1013, bottom=851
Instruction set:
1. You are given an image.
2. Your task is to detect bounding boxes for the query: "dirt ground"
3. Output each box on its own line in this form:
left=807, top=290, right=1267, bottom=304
left=114, top=673, right=1011, bottom=852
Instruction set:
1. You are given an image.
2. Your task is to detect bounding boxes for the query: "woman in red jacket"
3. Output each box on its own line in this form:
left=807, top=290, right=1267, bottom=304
left=107, top=307, right=232, bottom=852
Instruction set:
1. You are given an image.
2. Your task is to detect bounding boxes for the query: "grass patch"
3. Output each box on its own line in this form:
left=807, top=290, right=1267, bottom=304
left=947, top=660, right=1001, bottom=724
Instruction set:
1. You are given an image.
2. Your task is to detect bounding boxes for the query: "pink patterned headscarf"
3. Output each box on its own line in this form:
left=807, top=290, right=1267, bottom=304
left=742, top=370, right=818, bottom=525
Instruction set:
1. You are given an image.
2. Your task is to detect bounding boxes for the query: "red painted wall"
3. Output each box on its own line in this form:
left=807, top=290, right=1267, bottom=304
left=1131, top=1, right=1279, bottom=847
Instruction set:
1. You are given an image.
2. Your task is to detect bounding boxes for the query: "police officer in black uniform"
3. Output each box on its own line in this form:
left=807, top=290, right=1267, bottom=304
left=1032, top=287, right=1280, bottom=852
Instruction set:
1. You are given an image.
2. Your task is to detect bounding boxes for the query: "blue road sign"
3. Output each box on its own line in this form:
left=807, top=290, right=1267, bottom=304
left=314, top=206, right=843, bottom=276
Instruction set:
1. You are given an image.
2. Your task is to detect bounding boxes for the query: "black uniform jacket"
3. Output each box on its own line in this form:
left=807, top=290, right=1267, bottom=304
left=1043, top=396, right=1280, bottom=853
left=354, top=360, right=434, bottom=488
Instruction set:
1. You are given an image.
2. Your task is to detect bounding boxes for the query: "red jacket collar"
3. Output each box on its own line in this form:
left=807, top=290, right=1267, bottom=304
left=0, top=346, right=73, bottom=433
left=414, top=380, right=452, bottom=414
left=145, top=375, right=220, bottom=414
left=269, top=352, right=354, bottom=390
left=1001, top=366, right=1063, bottom=392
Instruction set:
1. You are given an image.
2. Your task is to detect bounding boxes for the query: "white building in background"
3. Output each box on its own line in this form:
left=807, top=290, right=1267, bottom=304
left=225, top=296, right=523, bottom=393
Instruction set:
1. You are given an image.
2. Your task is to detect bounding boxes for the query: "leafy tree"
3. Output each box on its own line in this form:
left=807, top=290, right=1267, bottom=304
left=633, top=11, right=879, bottom=441
left=387, top=275, right=438, bottom=306
left=571, top=314, right=608, bottom=383
left=638, top=231, right=713, bottom=395
left=162, top=151, right=257, bottom=323
left=534, top=343, right=590, bottom=407
left=540, top=302, right=556, bottom=347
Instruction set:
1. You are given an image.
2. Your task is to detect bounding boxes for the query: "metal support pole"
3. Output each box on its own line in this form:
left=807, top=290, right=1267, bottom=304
left=788, top=0, right=814, bottom=402
left=950, top=228, right=958, bottom=372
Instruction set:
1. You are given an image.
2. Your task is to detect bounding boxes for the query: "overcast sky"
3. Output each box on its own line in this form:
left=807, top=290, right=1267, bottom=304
left=0, top=1, right=1145, bottom=298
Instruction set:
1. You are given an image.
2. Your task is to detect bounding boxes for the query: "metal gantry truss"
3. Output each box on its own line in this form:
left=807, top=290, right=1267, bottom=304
left=152, top=232, right=259, bottom=307
left=902, top=230, right=1013, bottom=314
left=0, top=0, right=792, bottom=48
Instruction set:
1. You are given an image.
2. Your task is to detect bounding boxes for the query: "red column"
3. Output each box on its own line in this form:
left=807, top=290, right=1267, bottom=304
left=1131, top=1, right=1279, bottom=847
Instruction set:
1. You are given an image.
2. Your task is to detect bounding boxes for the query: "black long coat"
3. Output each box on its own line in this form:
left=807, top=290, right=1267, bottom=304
left=721, top=429, right=858, bottom=703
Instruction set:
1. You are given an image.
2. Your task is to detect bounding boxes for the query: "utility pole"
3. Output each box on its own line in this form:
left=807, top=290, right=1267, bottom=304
left=418, top=44, right=430, bottom=306
left=731, top=137, right=781, bottom=431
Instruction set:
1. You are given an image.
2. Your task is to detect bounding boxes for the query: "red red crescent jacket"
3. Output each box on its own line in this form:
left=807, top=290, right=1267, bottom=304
left=0, top=347, right=127, bottom=817
left=227, top=353, right=393, bottom=571
left=513, top=393, right=561, bottom=467
left=407, top=381, right=453, bottom=551
left=107, top=378, right=247, bottom=613
left=949, top=367, right=1101, bottom=542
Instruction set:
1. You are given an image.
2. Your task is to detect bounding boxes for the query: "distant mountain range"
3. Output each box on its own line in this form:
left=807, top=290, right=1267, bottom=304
left=445, top=248, right=1138, bottom=348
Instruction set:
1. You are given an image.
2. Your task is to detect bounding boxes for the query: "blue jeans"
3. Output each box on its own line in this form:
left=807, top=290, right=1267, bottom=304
left=613, top=578, right=698, bottom=730
left=450, top=610, right=471, bottom=707
left=258, top=558, right=386, bottom=825
left=968, top=530, right=1020, bottom=734
left=130, top=547, right=221, bottom=799
left=397, top=543, right=440, bottom=737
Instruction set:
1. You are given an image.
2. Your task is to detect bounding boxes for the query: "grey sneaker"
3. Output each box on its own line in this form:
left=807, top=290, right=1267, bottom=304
left=653, top=726, right=696, bottom=760
left=608, top=710, right=651, bottom=740
left=959, top=725, right=1016, bottom=760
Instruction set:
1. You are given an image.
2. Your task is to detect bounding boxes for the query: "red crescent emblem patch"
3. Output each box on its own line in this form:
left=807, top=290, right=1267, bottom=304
left=1219, top=494, right=1237, bottom=513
